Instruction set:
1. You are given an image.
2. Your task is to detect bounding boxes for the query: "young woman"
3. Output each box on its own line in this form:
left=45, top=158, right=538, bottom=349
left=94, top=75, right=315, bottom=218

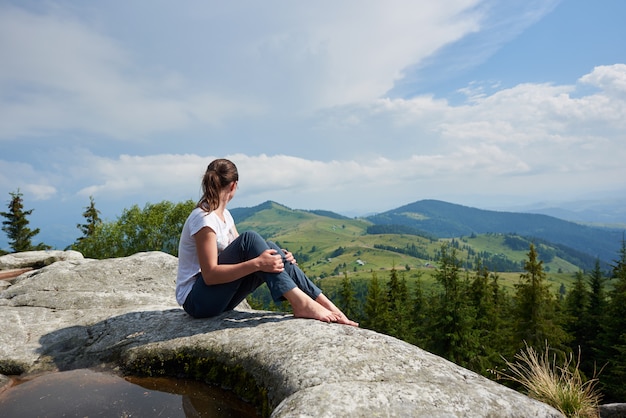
left=176, top=158, right=358, bottom=326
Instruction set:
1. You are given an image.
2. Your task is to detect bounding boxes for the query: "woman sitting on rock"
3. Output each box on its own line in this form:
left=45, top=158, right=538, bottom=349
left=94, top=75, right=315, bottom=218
left=176, top=158, right=358, bottom=326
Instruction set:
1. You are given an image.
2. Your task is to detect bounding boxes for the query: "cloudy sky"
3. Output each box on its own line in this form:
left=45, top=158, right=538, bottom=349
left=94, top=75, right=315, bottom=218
left=1, top=0, right=625, bottom=249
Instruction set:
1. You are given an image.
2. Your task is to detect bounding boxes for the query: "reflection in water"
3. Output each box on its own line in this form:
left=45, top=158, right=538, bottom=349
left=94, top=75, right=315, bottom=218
left=0, top=369, right=260, bottom=417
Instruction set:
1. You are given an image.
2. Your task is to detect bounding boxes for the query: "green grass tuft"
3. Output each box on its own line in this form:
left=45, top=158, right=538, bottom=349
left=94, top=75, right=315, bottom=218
left=498, top=343, right=602, bottom=418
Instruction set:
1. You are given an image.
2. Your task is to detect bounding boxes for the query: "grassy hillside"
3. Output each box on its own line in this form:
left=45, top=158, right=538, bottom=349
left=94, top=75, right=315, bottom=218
left=234, top=201, right=592, bottom=296
left=366, top=199, right=623, bottom=266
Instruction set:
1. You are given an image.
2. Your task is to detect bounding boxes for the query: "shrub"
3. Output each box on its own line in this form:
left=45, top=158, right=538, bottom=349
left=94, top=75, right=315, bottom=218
left=498, top=343, right=602, bottom=418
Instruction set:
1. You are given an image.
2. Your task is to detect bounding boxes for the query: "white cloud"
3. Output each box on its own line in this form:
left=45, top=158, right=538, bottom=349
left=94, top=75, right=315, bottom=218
left=2, top=63, right=619, bottom=215
left=0, top=1, right=491, bottom=142
left=22, top=184, right=57, bottom=201
left=74, top=153, right=208, bottom=200
left=286, top=0, right=484, bottom=106
left=580, top=64, right=626, bottom=95
left=0, top=6, right=262, bottom=140
left=0, top=160, right=58, bottom=201
left=350, top=65, right=626, bottom=163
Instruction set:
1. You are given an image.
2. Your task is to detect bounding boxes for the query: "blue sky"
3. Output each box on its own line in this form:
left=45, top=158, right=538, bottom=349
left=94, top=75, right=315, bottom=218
left=1, top=0, right=625, bottom=250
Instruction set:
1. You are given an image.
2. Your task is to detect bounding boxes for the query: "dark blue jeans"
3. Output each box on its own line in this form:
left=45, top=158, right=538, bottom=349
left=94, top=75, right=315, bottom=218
left=183, top=231, right=322, bottom=318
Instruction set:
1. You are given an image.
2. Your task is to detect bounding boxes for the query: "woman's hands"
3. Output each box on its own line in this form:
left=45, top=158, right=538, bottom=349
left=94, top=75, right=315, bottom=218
left=257, top=248, right=297, bottom=273
left=283, top=249, right=297, bottom=265
left=256, top=249, right=285, bottom=273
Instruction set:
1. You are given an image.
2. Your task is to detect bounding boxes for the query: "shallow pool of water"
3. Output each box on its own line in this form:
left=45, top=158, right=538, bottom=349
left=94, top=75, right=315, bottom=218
left=0, top=368, right=260, bottom=417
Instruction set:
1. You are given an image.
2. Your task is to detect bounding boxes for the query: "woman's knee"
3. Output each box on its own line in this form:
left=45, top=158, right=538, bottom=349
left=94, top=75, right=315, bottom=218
left=239, top=231, right=269, bottom=254
left=239, top=230, right=264, bottom=244
left=266, top=240, right=281, bottom=253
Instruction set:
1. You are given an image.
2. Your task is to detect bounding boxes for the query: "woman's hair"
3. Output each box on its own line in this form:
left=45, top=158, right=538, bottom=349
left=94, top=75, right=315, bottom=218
left=198, top=159, right=239, bottom=212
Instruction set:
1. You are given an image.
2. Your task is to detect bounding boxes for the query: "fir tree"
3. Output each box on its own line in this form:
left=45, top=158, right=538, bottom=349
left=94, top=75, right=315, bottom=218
left=1, top=190, right=49, bottom=252
left=584, top=259, right=606, bottom=377
left=598, top=238, right=626, bottom=402
left=76, top=196, right=102, bottom=241
left=386, top=267, right=411, bottom=340
left=563, top=271, right=589, bottom=362
left=489, top=271, right=515, bottom=362
left=468, top=258, right=506, bottom=373
left=410, top=273, right=428, bottom=347
left=428, top=243, right=478, bottom=368
left=363, top=272, right=389, bottom=332
left=512, top=243, right=569, bottom=352
left=338, top=272, right=359, bottom=321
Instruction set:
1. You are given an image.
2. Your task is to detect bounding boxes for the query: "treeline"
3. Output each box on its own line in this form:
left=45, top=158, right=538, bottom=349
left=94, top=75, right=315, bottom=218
left=316, top=243, right=626, bottom=403
left=366, top=224, right=437, bottom=240
left=504, top=234, right=600, bottom=271
left=373, top=243, right=431, bottom=260
left=0, top=190, right=196, bottom=258
left=71, top=200, right=196, bottom=258
left=374, top=237, right=523, bottom=272
left=369, top=231, right=596, bottom=273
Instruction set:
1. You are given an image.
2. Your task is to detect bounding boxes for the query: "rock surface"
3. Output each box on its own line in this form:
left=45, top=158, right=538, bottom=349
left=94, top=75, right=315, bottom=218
left=600, top=404, right=626, bottom=418
left=0, top=250, right=84, bottom=270
left=0, top=250, right=564, bottom=417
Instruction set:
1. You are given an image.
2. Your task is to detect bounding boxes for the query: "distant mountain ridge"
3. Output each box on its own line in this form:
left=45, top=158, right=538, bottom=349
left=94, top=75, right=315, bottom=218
left=504, top=196, right=626, bottom=225
left=231, top=199, right=624, bottom=266
left=366, top=199, right=624, bottom=265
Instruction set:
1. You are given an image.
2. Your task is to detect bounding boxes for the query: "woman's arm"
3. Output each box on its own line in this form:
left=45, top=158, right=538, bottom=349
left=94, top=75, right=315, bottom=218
left=194, top=226, right=284, bottom=285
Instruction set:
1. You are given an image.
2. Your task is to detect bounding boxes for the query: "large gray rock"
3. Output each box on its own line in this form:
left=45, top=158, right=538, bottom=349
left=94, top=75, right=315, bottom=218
left=0, top=250, right=84, bottom=270
left=0, top=251, right=563, bottom=417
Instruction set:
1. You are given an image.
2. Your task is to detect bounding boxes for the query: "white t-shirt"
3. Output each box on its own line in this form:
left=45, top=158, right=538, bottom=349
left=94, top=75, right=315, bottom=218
left=175, top=207, right=236, bottom=305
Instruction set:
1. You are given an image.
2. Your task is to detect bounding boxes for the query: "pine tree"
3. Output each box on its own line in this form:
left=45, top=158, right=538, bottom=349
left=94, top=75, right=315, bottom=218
left=76, top=196, right=101, bottom=241
left=428, top=243, right=478, bottom=367
left=563, top=271, right=589, bottom=361
left=468, top=258, right=507, bottom=373
left=489, top=271, right=515, bottom=362
left=512, top=243, right=569, bottom=352
left=584, top=259, right=606, bottom=377
left=338, top=272, right=359, bottom=321
left=386, top=267, right=411, bottom=340
left=0, top=190, right=48, bottom=252
left=363, top=272, right=389, bottom=332
left=598, top=238, right=626, bottom=402
left=410, top=273, right=428, bottom=347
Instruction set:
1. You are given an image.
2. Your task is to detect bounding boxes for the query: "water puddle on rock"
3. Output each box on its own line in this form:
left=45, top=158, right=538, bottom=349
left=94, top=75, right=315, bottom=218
left=0, top=368, right=261, bottom=417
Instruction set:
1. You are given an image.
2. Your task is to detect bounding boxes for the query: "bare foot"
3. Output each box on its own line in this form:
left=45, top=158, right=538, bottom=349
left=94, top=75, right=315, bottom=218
left=315, top=293, right=359, bottom=327
left=284, top=288, right=340, bottom=323
left=292, top=299, right=338, bottom=323
left=283, top=288, right=360, bottom=326
left=332, top=311, right=359, bottom=327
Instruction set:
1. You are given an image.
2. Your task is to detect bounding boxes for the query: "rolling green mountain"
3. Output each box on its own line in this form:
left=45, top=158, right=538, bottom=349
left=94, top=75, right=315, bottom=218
left=231, top=200, right=619, bottom=278
left=366, top=199, right=623, bottom=266
left=230, top=200, right=278, bottom=222
left=231, top=201, right=350, bottom=222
